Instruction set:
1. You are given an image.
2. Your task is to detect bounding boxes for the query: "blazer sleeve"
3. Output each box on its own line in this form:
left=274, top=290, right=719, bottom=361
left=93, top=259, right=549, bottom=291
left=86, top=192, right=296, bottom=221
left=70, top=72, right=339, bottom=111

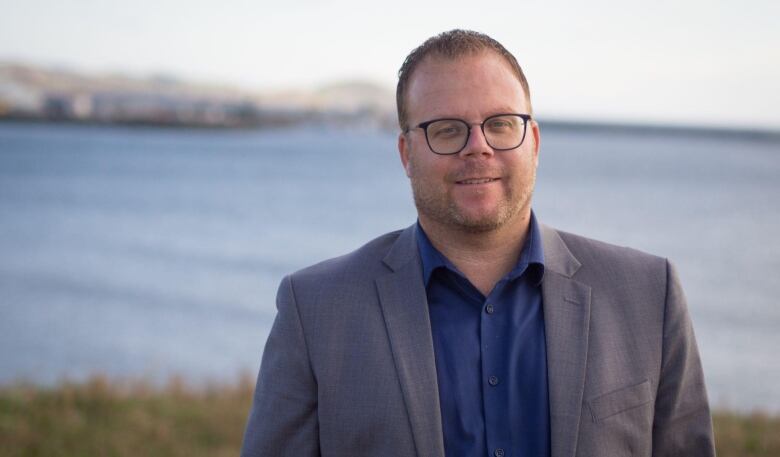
left=241, top=275, right=320, bottom=457
left=652, top=260, right=715, bottom=456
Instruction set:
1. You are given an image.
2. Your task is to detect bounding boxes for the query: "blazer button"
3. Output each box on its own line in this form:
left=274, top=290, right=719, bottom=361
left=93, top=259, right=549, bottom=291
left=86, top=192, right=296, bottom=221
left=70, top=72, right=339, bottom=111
left=488, top=375, right=499, bottom=386
left=494, top=448, right=505, bottom=457
left=485, top=303, right=495, bottom=314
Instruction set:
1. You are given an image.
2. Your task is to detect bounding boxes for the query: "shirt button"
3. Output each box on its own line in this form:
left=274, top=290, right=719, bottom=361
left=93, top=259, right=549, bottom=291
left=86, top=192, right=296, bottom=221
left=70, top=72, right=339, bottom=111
left=488, top=375, right=499, bottom=386
left=485, top=303, right=495, bottom=314
left=494, top=448, right=505, bottom=457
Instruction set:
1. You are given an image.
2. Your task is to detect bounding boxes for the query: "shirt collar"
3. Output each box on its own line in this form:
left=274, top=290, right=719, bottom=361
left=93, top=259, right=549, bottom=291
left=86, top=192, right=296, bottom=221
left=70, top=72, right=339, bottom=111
left=416, top=210, right=545, bottom=287
left=416, top=221, right=453, bottom=286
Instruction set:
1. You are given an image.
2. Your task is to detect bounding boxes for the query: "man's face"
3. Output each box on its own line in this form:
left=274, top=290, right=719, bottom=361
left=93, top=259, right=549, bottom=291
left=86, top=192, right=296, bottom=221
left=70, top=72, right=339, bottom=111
left=398, top=51, right=540, bottom=234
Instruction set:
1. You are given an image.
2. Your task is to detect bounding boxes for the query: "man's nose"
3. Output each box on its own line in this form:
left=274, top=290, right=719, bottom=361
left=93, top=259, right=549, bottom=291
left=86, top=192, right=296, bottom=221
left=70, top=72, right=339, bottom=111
left=458, top=125, right=495, bottom=158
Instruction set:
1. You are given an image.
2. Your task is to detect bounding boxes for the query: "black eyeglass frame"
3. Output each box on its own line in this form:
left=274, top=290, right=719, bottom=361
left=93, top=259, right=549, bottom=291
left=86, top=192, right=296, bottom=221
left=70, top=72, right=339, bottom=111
left=406, top=113, right=532, bottom=155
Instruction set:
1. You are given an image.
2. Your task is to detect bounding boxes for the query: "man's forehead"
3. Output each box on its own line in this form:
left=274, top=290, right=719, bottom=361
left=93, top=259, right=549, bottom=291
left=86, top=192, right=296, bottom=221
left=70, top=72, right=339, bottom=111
left=407, top=50, right=522, bottom=96
left=405, top=51, right=527, bottom=118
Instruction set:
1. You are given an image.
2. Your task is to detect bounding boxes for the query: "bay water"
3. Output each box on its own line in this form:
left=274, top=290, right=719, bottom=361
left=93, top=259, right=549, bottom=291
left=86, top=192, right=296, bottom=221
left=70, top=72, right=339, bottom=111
left=0, top=121, right=778, bottom=412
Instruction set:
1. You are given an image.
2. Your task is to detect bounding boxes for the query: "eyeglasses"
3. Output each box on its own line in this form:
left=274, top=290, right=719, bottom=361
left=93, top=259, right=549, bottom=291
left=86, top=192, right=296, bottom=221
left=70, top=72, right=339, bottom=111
left=407, top=113, right=532, bottom=155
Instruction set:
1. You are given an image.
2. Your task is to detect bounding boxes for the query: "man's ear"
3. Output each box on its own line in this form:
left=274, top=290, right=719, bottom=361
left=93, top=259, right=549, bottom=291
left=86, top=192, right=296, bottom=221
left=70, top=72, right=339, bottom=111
left=398, top=133, right=412, bottom=177
left=530, top=119, right=541, bottom=165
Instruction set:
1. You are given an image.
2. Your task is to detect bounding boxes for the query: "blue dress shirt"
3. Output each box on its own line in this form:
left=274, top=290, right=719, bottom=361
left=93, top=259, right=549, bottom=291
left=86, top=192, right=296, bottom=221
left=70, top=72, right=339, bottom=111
left=416, top=212, right=550, bottom=457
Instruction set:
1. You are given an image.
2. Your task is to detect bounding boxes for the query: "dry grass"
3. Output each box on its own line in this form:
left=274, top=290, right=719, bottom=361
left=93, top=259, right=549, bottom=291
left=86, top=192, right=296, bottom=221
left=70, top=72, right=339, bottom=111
left=0, top=375, right=254, bottom=457
left=714, top=410, right=780, bottom=456
left=0, top=376, right=777, bottom=456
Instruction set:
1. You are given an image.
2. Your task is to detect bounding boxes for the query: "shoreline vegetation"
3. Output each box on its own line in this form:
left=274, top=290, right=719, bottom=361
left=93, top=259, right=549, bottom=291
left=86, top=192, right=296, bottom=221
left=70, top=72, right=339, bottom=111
left=0, top=376, right=777, bottom=456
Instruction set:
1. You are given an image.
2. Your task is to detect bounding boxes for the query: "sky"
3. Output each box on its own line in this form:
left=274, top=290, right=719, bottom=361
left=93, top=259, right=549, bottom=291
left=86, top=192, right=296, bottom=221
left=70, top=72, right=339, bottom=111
left=1, top=0, right=778, bottom=129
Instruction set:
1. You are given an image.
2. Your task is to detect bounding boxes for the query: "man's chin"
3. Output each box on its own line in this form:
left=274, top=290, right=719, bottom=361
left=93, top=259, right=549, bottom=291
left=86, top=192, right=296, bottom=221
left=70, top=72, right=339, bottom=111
left=446, top=207, right=513, bottom=233
left=452, top=217, right=505, bottom=233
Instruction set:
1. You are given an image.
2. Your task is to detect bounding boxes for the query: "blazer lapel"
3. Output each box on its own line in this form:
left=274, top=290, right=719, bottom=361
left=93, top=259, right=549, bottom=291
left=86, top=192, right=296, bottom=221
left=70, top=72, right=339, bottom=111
left=376, top=225, right=445, bottom=457
left=540, top=224, right=592, bottom=457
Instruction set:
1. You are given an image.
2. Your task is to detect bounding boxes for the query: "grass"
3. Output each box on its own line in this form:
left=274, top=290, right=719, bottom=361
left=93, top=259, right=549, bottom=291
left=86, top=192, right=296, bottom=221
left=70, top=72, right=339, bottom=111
left=0, top=376, right=777, bottom=456
left=0, top=376, right=254, bottom=457
left=714, top=411, right=780, bottom=456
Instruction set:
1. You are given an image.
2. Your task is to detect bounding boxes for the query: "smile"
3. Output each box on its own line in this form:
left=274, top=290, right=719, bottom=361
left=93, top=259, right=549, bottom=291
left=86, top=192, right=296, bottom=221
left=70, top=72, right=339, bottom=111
left=456, top=178, right=499, bottom=185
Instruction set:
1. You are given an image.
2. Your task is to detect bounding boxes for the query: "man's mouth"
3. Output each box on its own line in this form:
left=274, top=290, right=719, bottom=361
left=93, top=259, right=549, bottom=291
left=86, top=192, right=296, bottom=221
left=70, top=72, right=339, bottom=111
left=456, top=178, right=500, bottom=185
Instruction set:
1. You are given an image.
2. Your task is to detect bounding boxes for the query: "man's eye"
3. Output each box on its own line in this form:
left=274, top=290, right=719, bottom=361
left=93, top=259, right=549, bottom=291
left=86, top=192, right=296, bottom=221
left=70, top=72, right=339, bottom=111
left=431, top=124, right=464, bottom=138
left=487, top=119, right=514, bottom=130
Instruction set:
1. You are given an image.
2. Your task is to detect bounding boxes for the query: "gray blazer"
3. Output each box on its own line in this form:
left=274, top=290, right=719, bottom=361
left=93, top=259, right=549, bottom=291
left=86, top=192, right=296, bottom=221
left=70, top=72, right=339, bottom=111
left=241, top=224, right=715, bottom=456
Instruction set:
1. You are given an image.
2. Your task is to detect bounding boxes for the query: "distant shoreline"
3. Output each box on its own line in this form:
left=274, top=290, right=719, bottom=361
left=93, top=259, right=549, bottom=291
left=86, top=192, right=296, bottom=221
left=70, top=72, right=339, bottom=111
left=2, top=116, right=779, bottom=142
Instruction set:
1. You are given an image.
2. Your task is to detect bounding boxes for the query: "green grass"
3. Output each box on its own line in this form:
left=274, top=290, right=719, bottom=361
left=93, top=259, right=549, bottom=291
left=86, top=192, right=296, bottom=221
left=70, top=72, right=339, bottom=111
left=0, top=376, right=777, bottom=456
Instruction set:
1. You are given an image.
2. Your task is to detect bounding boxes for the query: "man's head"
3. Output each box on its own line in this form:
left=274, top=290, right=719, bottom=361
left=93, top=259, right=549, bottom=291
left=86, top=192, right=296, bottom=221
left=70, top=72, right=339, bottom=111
left=397, top=30, right=540, bottom=235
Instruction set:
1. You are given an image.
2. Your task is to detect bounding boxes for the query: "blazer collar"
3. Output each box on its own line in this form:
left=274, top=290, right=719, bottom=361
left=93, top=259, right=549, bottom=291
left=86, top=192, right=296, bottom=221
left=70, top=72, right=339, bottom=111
left=381, top=223, right=418, bottom=272
left=540, top=223, right=582, bottom=278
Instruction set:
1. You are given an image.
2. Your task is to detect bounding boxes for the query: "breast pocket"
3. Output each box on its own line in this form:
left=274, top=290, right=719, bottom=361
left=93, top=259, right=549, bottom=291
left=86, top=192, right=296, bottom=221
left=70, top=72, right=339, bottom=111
left=588, top=379, right=653, bottom=422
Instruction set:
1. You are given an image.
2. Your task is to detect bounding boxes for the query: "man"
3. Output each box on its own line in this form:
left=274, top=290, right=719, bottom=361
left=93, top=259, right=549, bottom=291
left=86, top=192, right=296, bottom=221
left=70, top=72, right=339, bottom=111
left=241, top=30, right=715, bottom=457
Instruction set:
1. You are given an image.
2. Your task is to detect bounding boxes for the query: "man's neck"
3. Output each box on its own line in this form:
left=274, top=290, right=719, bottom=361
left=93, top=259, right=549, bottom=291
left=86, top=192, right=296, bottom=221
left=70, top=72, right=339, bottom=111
left=419, top=212, right=531, bottom=296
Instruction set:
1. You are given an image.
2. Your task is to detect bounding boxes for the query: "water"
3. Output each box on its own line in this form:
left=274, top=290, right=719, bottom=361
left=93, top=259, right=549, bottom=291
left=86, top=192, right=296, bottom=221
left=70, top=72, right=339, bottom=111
left=0, top=121, right=778, bottom=412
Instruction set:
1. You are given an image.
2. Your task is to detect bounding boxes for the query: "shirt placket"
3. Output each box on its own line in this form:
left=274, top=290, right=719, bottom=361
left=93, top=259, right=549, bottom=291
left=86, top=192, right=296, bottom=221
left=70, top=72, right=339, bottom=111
left=481, top=280, right=512, bottom=457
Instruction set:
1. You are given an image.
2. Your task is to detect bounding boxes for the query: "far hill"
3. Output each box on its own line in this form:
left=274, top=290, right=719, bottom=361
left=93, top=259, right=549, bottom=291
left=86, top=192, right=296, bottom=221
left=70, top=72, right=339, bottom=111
left=0, top=62, right=396, bottom=129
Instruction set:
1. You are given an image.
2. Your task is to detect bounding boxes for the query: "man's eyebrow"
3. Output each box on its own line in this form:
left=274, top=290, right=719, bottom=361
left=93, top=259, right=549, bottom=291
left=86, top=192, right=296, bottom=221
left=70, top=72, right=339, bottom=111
left=423, top=109, right=526, bottom=121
